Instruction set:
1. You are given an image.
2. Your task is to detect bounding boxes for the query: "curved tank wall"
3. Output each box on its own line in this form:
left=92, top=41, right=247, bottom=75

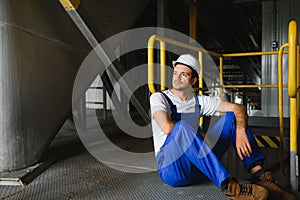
left=0, top=0, right=150, bottom=173
left=0, top=0, right=90, bottom=173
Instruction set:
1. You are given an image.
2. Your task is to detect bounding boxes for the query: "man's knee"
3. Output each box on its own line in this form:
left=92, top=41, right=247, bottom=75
left=159, top=172, right=189, bottom=187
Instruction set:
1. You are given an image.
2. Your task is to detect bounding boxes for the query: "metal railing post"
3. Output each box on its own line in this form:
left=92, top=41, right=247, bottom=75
left=160, top=41, right=166, bottom=91
left=288, top=20, right=298, bottom=193
left=219, top=57, right=224, bottom=100
left=278, top=43, right=289, bottom=177
left=148, top=35, right=156, bottom=94
left=198, top=52, right=203, bottom=128
left=147, top=22, right=299, bottom=192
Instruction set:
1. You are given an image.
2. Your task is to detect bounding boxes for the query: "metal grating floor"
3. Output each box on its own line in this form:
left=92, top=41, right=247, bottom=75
left=0, top=150, right=228, bottom=200
left=0, top=120, right=229, bottom=200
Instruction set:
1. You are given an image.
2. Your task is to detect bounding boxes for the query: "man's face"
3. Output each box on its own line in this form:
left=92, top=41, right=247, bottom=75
left=172, top=64, right=196, bottom=91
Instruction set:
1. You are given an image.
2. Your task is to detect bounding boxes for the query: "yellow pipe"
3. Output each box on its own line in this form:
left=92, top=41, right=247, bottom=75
left=288, top=20, right=298, bottom=98
left=198, top=52, right=203, bottom=128
left=148, top=34, right=222, bottom=94
left=222, top=51, right=288, bottom=57
left=297, top=46, right=300, bottom=120
left=288, top=20, right=298, bottom=153
left=160, top=41, right=166, bottom=91
left=199, top=52, right=203, bottom=95
left=148, top=35, right=157, bottom=94
left=219, top=57, right=224, bottom=100
left=290, top=98, right=298, bottom=152
left=287, top=20, right=299, bottom=193
left=278, top=43, right=289, bottom=177
left=223, top=84, right=288, bottom=89
left=151, top=35, right=222, bottom=57
left=189, top=4, right=197, bottom=41
left=148, top=34, right=292, bottom=94
left=189, top=2, right=199, bottom=133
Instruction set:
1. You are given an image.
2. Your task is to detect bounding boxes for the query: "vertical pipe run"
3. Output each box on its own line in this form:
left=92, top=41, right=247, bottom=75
left=288, top=20, right=298, bottom=193
left=198, top=52, right=203, bottom=127
left=271, top=0, right=278, bottom=50
left=157, top=0, right=165, bottom=29
left=189, top=4, right=197, bottom=41
left=297, top=45, right=300, bottom=125
left=288, top=20, right=298, bottom=98
left=290, top=98, right=298, bottom=192
left=157, top=0, right=166, bottom=92
left=160, top=41, right=166, bottom=91
left=148, top=36, right=156, bottom=94
left=198, top=52, right=203, bottom=94
left=219, top=57, right=224, bottom=100
left=278, top=43, right=288, bottom=177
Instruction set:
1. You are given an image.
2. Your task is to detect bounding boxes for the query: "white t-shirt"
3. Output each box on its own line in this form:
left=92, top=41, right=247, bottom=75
left=150, top=90, right=222, bottom=155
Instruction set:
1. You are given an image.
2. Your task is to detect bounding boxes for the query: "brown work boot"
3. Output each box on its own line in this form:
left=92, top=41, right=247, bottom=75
left=252, top=171, right=295, bottom=200
left=223, top=177, right=269, bottom=200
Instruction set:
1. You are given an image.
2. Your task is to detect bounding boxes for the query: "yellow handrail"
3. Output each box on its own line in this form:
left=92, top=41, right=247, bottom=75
left=160, top=41, right=166, bottom=91
left=278, top=43, right=289, bottom=177
left=288, top=20, right=298, bottom=192
left=219, top=57, right=224, bottom=100
left=148, top=34, right=219, bottom=93
left=224, top=84, right=288, bottom=88
left=288, top=20, right=298, bottom=98
left=198, top=52, right=204, bottom=127
left=222, top=51, right=288, bottom=57
left=148, top=21, right=299, bottom=190
left=218, top=44, right=289, bottom=179
left=148, top=35, right=156, bottom=94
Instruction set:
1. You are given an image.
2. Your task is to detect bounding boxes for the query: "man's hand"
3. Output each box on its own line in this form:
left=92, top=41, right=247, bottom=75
left=235, top=127, right=252, bottom=160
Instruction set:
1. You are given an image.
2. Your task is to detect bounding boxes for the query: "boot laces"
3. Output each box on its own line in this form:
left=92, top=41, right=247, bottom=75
left=239, top=184, right=253, bottom=196
left=267, top=179, right=284, bottom=192
left=262, top=173, right=284, bottom=192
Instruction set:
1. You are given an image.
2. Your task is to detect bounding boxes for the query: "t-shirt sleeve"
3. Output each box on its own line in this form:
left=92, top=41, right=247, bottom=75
left=150, top=92, right=168, bottom=118
left=198, top=95, right=222, bottom=116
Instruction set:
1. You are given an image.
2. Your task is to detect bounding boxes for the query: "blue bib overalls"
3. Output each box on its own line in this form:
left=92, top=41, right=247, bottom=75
left=156, top=92, right=265, bottom=187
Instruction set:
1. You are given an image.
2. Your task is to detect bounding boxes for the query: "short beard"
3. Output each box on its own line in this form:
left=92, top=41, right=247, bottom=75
left=172, top=84, right=192, bottom=91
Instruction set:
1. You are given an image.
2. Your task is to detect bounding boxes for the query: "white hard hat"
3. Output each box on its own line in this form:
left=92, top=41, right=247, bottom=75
left=172, top=54, right=200, bottom=76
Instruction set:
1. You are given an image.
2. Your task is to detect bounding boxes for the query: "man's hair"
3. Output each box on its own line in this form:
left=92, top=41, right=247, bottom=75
left=190, top=68, right=199, bottom=80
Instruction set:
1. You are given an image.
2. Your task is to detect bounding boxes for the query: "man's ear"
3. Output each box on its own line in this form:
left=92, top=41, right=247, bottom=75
left=191, top=77, right=198, bottom=86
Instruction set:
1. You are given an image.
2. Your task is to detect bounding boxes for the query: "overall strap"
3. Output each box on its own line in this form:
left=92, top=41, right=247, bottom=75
left=160, top=91, right=175, bottom=107
left=160, top=91, right=179, bottom=122
left=160, top=92, right=178, bottom=114
left=194, top=95, right=201, bottom=112
left=160, top=91, right=201, bottom=110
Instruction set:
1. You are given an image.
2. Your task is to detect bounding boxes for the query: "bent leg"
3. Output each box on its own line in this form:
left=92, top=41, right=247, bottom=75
left=206, top=112, right=266, bottom=172
left=157, top=120, right=230, bottom=187
left=157, top=151, right=204, bottom=187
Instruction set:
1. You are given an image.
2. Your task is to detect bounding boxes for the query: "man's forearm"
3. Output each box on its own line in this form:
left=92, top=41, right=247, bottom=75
left=217, top=102, right=248, bottom=129
left=233, top=104, right=248, bottom=130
